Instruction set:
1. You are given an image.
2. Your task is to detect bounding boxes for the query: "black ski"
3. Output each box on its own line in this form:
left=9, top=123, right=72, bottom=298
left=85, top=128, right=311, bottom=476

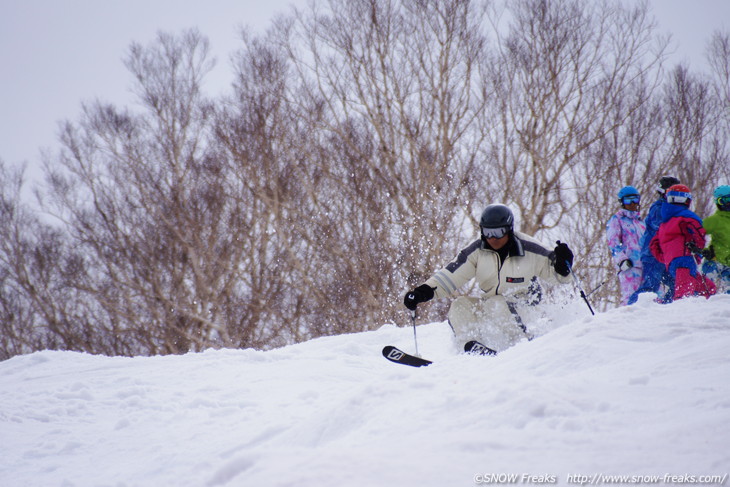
left=382, top=345, right=432, bottom=367
left=383, top=341, right=498, bottom=366
left=464, top=340, right=498, bottom=356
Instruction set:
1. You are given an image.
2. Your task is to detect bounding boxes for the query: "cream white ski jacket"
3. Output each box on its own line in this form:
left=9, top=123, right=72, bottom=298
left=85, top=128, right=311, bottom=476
left=425, top=231, right=571, bottom=303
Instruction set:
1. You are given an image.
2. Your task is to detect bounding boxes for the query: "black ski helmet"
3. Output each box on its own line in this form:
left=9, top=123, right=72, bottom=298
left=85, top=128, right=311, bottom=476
left=480, top=204, right=514, bottom=232
left=657, top=175, right=680, bottom=195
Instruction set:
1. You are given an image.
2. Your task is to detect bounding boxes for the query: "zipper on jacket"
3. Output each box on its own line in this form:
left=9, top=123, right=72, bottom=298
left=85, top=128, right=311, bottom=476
left=494, top=250, right=503, bottom=295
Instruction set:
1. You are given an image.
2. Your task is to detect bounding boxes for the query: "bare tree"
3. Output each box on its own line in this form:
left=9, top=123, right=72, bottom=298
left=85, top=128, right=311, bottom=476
left=661, top=64, right=728, bottom=217
left=705, top=30, right=730, bottom=192
left=214, top=26, right=317, bottom=346
left=39, top=30, right=271, bottom=354
left=267, top=0, right=494, bottom=324
left=0, top=162, right=102, bottom=358
left=708, top=31, right=730, bottom=113
left=483, top=0, right=667, bottom=234
left=0, top=163, right=43, bottom=359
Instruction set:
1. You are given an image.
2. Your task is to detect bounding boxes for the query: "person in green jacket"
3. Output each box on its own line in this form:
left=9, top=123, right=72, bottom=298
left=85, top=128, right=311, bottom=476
left=702, top=185, right=730, bottom=293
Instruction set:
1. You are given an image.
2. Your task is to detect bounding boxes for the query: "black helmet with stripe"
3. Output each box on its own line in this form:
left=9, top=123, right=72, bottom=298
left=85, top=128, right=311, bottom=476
left=479, top=204, right=514, bottom=240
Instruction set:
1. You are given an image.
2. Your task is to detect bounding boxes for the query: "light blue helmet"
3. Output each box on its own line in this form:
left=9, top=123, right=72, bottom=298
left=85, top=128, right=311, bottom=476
left=714, top=185, right=730, bottom=211
left=618, top=186, right=640, bottom=205
left=713, top=185, right=730, bottom=199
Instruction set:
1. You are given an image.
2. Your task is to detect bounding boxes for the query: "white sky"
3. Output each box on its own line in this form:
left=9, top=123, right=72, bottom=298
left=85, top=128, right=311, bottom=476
left=1, top=0, right=729, bottom=186
left=1, top=0, right=293, bottom=183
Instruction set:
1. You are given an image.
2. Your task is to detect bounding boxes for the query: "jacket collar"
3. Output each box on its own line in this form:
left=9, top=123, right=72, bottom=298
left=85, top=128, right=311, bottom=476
left=661, top=203, right=702, bottom=224
left=616, top=208, right=641, bottom=219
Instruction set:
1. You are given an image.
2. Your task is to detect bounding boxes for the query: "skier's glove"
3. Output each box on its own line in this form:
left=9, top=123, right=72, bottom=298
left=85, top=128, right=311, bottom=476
left=702, top=245, right=715, bottom=260
left=686, top=241, right=714, bottom=260
left=553, top=241, right=574, bottom=277
left=685, top=241, right=701, bottom=254
left=403, top=284, right=436, bottom=311
left=619, top=259, right=634, bottom=272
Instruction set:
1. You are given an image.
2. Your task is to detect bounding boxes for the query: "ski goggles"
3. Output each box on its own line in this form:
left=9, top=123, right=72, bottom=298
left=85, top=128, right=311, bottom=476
left=667, top=190, right=692, bottom=204
left=481, top=226, right=509, bottom=239
left=717, top=195, right=730, bottom=210
left=621, top=195, right=640, bottom=205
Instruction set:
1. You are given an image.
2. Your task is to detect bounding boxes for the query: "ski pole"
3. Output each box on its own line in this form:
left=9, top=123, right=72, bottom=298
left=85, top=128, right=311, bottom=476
left=410, top=308, right=420, bottom=357
left=586, top=280, right=606, bottom=298
left=506, top=300, right=533, bottom=340
left=567, top=262, right=595, bottom=316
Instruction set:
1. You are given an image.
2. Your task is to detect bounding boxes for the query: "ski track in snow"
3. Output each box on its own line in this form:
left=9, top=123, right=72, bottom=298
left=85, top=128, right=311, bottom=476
left=1, top=294, right=730, bottom=486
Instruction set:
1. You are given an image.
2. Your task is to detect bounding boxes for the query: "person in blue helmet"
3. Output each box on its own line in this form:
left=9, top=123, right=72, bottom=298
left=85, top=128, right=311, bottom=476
left=702, top=185, right=730, bottom=293
left=628, top=175, right=680, bottom=304
left=606, top=186, right=646, bottom=305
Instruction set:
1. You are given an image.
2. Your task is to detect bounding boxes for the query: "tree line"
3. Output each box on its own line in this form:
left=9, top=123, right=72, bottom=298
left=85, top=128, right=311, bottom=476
left=2, top=0, right=729, bottom=359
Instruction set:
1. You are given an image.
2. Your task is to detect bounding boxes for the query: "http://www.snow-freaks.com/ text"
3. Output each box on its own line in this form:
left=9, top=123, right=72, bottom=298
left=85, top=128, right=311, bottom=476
left=473, top=473, right=728, bottom=485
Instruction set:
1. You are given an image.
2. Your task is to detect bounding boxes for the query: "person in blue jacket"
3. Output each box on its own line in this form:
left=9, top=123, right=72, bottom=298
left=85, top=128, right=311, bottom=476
left=627, top=175, right=680, bottom=304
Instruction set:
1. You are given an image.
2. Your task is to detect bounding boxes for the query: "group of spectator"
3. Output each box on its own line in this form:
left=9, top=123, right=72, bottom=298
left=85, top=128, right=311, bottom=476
left=606, top=177, right=730, bottom=305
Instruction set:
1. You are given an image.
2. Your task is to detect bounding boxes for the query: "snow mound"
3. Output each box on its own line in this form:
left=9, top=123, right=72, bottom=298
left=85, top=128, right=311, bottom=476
left=2, top=294, right=729, bottom=486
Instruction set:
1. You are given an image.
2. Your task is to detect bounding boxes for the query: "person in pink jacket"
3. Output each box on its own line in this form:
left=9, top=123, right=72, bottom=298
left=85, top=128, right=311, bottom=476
left=606, top=186, right=646, bottom=305
left=649, top=184, right=716, bottom=300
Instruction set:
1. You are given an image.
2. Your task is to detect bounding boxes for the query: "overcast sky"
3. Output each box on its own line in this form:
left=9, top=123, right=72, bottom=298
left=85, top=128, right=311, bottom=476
left=2, top=0, right=729, bottom=187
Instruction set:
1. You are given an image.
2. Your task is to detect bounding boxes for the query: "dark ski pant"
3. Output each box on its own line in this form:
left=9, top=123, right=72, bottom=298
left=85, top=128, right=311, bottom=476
left=628, top=255, right=674, bottom=304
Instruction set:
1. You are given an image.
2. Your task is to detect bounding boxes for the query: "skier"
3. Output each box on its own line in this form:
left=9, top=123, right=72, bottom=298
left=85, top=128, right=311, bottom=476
left=403, top=204, right=574, bottom=352
left=649, top=184, right=716, bottom=300
left=628, top=175, right=680, bottom=304
left=606, top=186, right=646, bottom=305
left=701, top=185, right=730, bottom=293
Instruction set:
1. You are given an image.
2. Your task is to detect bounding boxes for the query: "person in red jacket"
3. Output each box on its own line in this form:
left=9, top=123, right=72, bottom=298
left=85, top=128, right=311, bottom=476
left=649, top=184, right=716, bottom=300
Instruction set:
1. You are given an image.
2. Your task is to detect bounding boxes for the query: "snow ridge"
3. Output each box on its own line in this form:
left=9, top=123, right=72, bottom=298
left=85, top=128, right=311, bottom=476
left=2, top=294, right=729, bottom=486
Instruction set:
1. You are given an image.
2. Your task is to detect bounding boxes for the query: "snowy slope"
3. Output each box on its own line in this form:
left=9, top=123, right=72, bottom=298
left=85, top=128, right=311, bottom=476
left=2, top=294, right=730, bottom=487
